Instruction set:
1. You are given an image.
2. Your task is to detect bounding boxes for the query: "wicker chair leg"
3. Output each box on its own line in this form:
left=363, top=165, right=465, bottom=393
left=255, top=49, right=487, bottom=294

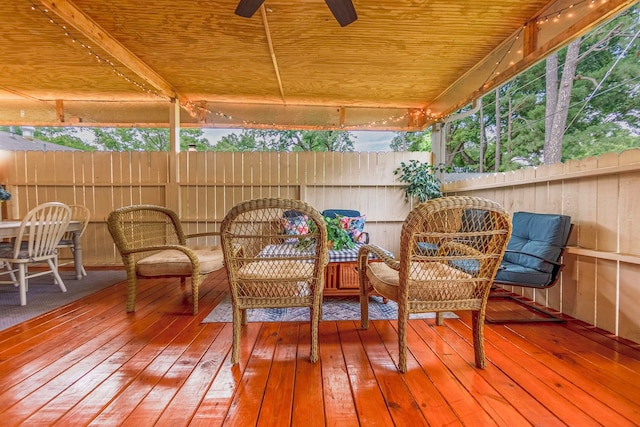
left=125, top=262, right=137, bottom=313
left=309, top=293, right=323, bottom=363
left=231, top=305, right=241, bottom=364
left=360, top=294, right=370, bottom=329
left=191, top=274, right=200, bottom=315
left=398, top=315, right=408, bottom=373
left=436, top=312, right=444, bottom=326
left=310, top=307, right=319, bottom=363
left=472, top=311, right=486, bottom=369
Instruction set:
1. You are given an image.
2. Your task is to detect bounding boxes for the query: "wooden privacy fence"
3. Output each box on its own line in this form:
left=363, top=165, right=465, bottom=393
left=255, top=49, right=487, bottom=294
left=0, top=150, right=431, bottom=266
left=444, top=148, right=640, bottom=343
left=2, top=147, right=639, bottom=342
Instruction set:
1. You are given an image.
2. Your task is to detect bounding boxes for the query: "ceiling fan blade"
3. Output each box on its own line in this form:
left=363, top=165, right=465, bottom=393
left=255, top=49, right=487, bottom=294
left=324, top=0, right=357, bottom=27
left=235, top=0, right=266, bottom=18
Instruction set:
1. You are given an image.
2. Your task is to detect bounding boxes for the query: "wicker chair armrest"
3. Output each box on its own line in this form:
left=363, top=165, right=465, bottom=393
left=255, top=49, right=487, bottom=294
left=185, top=231, right=220, bottom=240
left=437, top=241, right=483, bottom=258
left=357, top=244, right=399, bottom=271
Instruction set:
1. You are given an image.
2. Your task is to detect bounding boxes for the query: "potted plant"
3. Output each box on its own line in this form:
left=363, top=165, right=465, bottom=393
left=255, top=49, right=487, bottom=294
left=0, top=186, right=10, bottom=201
left=323, top=215, right=355, bottom=250
left=296, top=215, right=355, bottom=251
left=394, top=160, right=447, bottom=203
left=0, top=186, right=9, bottom=221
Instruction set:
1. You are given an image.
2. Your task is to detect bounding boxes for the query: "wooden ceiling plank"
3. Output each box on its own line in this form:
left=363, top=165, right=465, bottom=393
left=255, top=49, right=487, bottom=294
left=37, top=0, right=188, bottom=107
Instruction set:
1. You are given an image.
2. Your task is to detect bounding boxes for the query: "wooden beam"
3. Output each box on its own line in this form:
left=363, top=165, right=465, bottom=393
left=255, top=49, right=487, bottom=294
left=55, top=99, right=65, bottom=122
left=260, top=5, right=286, bottom=104
left=523, top=21, right=537, bottom=58
left=38, top=0, right=189, bottom=108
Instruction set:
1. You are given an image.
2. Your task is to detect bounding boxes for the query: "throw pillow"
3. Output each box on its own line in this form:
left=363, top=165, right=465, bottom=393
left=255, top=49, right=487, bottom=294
left=280, top=215, right=310, bottom=243
left=338, top=215, right=366, bottom=243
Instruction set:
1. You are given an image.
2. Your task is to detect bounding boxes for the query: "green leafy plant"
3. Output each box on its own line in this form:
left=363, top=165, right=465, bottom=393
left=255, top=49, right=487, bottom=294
left=295, top=215, right=355, bottom=251
left=324, top=216, right=355, bottom=250
left=393, top=160, right=447, bottom=202
left=0, top=186, right=10, bottom=201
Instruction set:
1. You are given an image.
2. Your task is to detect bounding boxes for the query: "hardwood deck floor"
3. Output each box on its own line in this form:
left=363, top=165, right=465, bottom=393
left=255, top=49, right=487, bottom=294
left=1, top=269, right=639, bottom=426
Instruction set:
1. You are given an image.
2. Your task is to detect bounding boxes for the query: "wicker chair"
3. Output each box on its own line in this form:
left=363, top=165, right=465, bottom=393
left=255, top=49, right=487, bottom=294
left=107, top=205, right=223, bottom=315
left=358, top=196, right=512, bottom=372
left=0, top=202, right=71, bottom=306
left=220, top=198, right=328, bottom=364
left=56, top=204, right=90, bottom=278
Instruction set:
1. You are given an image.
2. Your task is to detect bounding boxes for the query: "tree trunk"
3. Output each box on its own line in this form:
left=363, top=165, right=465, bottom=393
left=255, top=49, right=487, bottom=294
left=545, top=38, right=581, bottom=165
left=545, top=53, right=558, bottom=152
left=494, top=88, right=501, bottom=172
left=507, top=97, right=513, bottom=159
left=479, top=98, right=485, bottom=173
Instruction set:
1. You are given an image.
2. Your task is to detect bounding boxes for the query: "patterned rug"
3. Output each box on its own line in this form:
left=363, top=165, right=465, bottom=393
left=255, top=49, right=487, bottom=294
left=202, top=294, right=458, bottom=323
left=0, top=269, right=126, bottom=331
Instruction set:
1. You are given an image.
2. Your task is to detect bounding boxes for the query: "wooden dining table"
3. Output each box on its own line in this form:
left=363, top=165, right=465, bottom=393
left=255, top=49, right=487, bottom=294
left=0, top=220, right=84, bottom=280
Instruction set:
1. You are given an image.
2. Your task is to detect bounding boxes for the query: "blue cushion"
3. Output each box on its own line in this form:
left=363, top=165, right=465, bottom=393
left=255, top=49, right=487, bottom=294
left=284, top=210, right=305, bottom=218
left=322, top=209, right=361, bottom=219
left=502, top=212, right=572, bottom=274
left=417, top=242, right=438, bottom=255
left=495, top=260, right=553, bottom=287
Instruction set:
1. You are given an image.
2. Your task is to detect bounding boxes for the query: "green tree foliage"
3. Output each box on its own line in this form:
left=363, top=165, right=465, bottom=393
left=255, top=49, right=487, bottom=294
left=92, top=128, right=210, bottom=151
left=446, top=5, right=640, bottom=171
left=212, top=129, right=355, bottom=152
left=29, top=127, right=92, bottom=151
left=390, top=130, right=432, bottom=151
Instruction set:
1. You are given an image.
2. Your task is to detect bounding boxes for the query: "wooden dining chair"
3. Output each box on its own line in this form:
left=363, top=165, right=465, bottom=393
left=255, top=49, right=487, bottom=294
left=56, top=204, right=91, bottom=277
left=0, top=202, right=72, bottom=306
left=358, top=196, right=512, bottom=372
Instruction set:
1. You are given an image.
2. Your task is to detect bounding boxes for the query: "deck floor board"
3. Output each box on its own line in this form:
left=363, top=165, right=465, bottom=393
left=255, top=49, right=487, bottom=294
left=1, top=268, right=639, bottom=426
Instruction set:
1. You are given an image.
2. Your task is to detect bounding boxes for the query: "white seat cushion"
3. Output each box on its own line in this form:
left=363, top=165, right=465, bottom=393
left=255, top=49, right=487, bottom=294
left=136, top=245, right=223, bottom=276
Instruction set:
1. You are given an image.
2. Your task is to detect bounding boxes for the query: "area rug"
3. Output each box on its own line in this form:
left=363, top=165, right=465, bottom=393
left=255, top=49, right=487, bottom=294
left=0, top=269, right=126, bottom=331
left=202, top=294, right=458, bottom=323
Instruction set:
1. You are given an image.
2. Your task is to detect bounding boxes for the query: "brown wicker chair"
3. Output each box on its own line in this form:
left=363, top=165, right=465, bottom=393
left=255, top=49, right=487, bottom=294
left=358, top=196, right=512, bottom=372
left=220, top=198, right=328, bottom=364
left=107, top=205, right=223, bottom=315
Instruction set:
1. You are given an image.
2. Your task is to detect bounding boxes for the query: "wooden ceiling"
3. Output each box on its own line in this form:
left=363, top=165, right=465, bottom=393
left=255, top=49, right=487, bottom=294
left=0, top=0, right=635, bottom=131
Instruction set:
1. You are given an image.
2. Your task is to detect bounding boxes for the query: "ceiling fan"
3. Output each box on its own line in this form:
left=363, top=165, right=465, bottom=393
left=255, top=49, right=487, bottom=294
left=234, top=0, right=358, bottom=27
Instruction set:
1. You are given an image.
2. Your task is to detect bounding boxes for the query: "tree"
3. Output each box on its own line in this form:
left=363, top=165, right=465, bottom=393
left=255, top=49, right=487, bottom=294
left=390, top=130, right=432, bottom=151
left=212, top=129, right=356, bottom=152
left=92, top=128, right=211, bottom=151
left=2, top=126, right=94, bottom=151
left=445, top=4, right=640, bottom=170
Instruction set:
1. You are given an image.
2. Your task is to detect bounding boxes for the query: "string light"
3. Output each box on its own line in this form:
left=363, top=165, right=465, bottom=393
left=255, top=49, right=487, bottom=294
left=26, top=2, right=440, bottom=129
left=29, top=1, right=165, bottom=101
left=28, top=0, right=606, bottom=130
left=482, top=0, right=607, bottom=93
